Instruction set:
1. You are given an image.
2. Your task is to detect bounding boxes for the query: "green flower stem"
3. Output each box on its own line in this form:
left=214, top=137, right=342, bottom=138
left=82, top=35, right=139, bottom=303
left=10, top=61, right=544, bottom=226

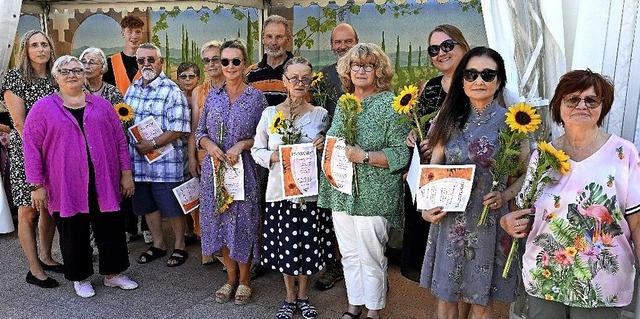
left=502, top=237, right=519, bottom=278
left=353, top=163, right=359, bottom=196
left=413, top=114, right=424, bottom=141
left=477, top=180, right=498, bottom=226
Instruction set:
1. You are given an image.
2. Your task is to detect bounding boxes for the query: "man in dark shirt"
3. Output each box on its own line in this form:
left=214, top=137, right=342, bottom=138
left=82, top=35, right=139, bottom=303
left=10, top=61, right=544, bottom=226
left=102, top=15, right=144, bottom=95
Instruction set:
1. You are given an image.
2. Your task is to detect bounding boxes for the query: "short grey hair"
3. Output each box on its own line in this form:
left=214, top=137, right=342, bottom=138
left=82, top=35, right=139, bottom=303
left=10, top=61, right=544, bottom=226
left=201, top=40, right=222, bottom=56
left=263, top=15, right=291, bottom=37
left=79, top=47, right=108, bottom=73
left=52, top=55, right=83, bottom=79
left=136, top=43, right=163, bottom=58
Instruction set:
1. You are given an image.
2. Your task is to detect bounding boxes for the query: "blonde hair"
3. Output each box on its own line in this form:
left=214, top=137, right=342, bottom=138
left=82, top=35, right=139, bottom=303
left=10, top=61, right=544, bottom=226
left=337, top=43, right=394, bottom=93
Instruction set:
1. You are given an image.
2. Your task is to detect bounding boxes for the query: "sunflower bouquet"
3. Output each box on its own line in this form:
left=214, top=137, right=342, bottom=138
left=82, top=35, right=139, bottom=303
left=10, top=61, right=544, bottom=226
left=268, top=100, right=305, bottom=145
left=477, top=103, right=541, bottom=226
left=502, top=141, right=570, bottom=278
left=338, top=93, right=362, bottom=195
left=392, top=85, right=435, bottom=141
left=310, top=72, right=334, bottom=110
left=214, top=124, right=234, bottom=214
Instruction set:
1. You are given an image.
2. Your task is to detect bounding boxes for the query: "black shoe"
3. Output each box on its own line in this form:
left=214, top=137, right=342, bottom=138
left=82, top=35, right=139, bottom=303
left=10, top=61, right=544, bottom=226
left=39, top=260, right=64, bottom=273
left=184, top=234, right=199, bottom=246
left=249, top=263, right=268, bottom=280
left=26, top=271, right=59, bottom=288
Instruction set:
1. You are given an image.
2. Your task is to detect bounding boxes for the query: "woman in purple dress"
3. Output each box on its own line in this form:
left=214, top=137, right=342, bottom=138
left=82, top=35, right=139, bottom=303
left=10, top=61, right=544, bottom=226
left=195, top=39, right=267, bottom=306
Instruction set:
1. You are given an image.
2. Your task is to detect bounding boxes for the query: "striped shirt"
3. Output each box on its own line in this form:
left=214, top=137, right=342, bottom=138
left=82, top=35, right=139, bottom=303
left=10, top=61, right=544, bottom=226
left=124, top=72, right=190, bottom=182
left=245, top=52, right=293, bottom=106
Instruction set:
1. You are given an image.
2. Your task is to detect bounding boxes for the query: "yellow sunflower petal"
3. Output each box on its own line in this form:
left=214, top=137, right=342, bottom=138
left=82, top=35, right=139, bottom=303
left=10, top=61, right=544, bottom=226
left=339, top=93, right=362, bottom=114
left=114, top=103, right=134, bottom=122
left=505, top=102, right=541, bottom=133
left=269, top=110, right=286, bottom=133
left=392, top=85, right=419, bottom=115
left=311, top=71, right=324, bottom=87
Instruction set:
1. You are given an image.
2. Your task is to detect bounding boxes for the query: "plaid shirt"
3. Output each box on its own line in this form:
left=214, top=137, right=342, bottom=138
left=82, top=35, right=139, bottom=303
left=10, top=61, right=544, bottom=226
left=124, top=72, right=190, bottom=182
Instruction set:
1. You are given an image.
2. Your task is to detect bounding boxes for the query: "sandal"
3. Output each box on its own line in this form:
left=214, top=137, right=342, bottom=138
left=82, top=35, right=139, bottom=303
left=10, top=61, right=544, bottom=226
left=215, top=283, right=235, bottom=303
left=297, top=298, right=318, bottom=319
left=166, top=249, right=188, bottom=267
left=276, top=300, right=296, bottom=319
left=342, top=310, right=362, bottom=319
left=137, top=246, right=167, bottom=264
left=234, top=284, right=252, bottom=305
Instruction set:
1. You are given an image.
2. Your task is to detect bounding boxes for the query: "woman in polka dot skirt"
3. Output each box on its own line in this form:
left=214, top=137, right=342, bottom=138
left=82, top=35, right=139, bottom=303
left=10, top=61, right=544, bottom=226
left=251, top=57, right=332, bottom=319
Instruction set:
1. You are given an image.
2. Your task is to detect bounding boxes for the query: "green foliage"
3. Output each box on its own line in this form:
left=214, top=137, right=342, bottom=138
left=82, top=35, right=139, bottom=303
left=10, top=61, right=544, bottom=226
left=392, top=66, right=438, bottom=94
left=459, top=0, right=482, bottom=13
left=293, top=7, right=338, bottom=54
left=229, top=8, right=259, bottom=65
left=164, top=33, right=170, bottom=74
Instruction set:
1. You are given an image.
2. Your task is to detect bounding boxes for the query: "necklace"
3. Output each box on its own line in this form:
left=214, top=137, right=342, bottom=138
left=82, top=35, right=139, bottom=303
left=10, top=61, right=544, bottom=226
left=85, top=82, right=104, bottom=94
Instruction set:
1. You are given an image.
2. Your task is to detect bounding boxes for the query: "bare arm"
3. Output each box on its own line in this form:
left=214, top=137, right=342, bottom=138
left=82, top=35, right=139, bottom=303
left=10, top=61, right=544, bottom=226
left=4, top=91, right=26, bottom=137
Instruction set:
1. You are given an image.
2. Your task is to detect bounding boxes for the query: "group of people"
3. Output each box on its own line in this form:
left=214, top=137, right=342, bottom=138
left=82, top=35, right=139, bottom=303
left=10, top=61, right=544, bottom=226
left=2, top=11, right=640, bottom=319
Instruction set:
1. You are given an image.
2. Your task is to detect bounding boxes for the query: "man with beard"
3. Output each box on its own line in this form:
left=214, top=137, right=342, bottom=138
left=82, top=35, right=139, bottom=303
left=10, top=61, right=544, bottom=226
left=320, top=23, right=359, bottom=120
left=124, top=43, right=191, bottom=268
left=246, top=15, right=294, bottom=106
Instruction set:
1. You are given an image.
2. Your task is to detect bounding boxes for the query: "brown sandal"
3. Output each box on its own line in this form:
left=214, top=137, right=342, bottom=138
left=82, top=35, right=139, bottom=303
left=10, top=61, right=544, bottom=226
left=234, top=284, right=252, bottom=305
left=215, top=283, right=235, bottom=303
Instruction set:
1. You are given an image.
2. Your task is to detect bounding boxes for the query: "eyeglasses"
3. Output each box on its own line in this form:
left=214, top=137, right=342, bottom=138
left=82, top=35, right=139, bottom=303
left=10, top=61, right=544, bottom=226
left=350, top=63, right=375, bottom=73
left=563, top=95, right=603, bottom=109
left=427, top=39, right=458, bottom=57
left=284, top=74, right=312, bottom=86
left=136, top=57, right=157, bottom=65
left=202, top=57, right=220, bottom=65
left=178, top=73, right=198, bottom=80
left=80, top=59, right=101, bottom=67
left=463, top=69, right=498, bottom=82
left=220, top=58, right=243, bottom=67
left=58, top=68, right=84, bottom=76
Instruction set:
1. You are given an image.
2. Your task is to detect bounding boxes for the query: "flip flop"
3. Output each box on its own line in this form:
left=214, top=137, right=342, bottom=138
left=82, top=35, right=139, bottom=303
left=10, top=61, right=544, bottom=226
left=234, top=284, right=252, bottom=305
left=166, top=249, right=188, bottom=267
left=137, top=246, right=167, bottom=264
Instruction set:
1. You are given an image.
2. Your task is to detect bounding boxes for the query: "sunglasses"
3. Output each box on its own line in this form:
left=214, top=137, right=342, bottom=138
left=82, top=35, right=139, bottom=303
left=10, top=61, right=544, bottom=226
left=563, top=95, right=603, bottom=109
left=202, top=57, right=220, bottom=65
left=220, top=58, right=243, bottom=67
left=463, top=69, right=498, bottom=82
left=427, top=39, right=458, bottom=57
left=179, top=73, right=198, bottom=80
left=136, top=57, right=157, bottom=65
left=284, top=74, right=312, bottom=86
left=59, top=68, right=84, bottom=76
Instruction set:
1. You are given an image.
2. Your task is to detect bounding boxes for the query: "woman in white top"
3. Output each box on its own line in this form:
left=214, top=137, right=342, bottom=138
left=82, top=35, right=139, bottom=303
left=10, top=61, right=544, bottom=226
left=251, top=56, right=331, bottom=319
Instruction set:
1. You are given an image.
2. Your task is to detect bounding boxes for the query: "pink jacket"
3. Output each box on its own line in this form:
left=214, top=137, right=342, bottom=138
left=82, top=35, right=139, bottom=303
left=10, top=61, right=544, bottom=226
left=23, top=93, right=131, bottom=217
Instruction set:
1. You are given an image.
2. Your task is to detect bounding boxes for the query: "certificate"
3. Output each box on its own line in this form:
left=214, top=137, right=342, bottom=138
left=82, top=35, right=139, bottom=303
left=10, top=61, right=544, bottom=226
left=172, top=177, right=200, bottom=214
left=212, top=156, right=245, bottom=201
left=279, top=143, right=318, bottom=199
left=128, top=116, right=175, bottom=163
left=407, top=161, right=476, bottom=212
left=321, top=136, right=353, bottom=195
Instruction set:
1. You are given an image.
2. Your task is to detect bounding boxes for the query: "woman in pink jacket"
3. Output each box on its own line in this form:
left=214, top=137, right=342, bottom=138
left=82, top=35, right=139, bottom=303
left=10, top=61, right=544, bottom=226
left=23, top=55, right=137, bottom=298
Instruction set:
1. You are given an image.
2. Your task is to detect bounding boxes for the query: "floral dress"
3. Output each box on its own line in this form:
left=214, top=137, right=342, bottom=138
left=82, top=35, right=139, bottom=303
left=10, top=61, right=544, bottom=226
left=1, top=69, right=56, bottom=207
left=195, top=85, right=267, bottom=263
left=522, top=135, right=640, bottom=308
left=419, top=100, right=519, bottom=306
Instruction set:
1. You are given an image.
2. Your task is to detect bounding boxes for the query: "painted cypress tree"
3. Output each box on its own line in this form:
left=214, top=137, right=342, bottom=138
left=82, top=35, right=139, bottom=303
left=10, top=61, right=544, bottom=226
left=165, top=33, right=170, bottom=75
left=181, top=25, right=186, bottom=62
left=246, top=13, right=254, bottom=65
left=417, top=45, right=422, bottom=68
left=184, top=29, right=190, bottom=63
left=394, top=36, right=400, bottom=72
left=407, top=42, right=412, bottom=68
left=381, top=31, right=386, bottom=52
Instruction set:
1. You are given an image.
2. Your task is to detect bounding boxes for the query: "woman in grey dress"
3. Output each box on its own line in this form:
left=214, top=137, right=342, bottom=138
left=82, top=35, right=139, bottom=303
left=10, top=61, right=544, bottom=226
left=420, top=47, right=529, bottom=319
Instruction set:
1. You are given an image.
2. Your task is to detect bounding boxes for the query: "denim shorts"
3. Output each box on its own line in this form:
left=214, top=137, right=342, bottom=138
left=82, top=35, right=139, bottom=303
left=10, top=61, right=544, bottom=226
left=132, top=182, right=183, bottom=218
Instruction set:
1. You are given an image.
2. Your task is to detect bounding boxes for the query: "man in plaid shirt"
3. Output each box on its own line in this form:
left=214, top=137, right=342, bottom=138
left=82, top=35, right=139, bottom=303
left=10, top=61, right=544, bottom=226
left=123, top=43, right=191, bottom=267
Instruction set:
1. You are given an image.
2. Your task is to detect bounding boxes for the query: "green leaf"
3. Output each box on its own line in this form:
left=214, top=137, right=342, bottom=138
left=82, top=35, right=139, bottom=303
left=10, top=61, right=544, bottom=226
left=549, top=218, right=578, bottom=247
left=572, top=257, right=592, bottom=280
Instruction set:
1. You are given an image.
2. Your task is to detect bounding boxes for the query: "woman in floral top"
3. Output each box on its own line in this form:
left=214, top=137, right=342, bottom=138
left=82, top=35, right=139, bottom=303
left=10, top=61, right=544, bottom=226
left=502, top=70, right=640, bottom=319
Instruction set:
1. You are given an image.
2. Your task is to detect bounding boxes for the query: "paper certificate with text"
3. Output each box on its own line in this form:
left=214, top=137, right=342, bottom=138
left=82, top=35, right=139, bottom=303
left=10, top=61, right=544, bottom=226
left=279, top=143, right=318, bottom=199
left=128, top=116, right=174, bottom=163
left=321, top=136, right=353, bottom=195
left=407, top=162, right=476, bottom=212
left=172, top=177, right=200, bottom=214
left=212, top=156, right=245, bottom=201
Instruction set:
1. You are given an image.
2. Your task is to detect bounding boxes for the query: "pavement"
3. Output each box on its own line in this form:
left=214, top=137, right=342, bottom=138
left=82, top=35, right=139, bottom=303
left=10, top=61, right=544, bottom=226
left=0, top=217, right=511, bottom=319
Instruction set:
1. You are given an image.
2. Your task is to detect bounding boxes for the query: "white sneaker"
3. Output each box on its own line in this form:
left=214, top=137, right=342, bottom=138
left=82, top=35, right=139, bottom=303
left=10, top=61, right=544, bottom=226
left=74, top=280, right=95, bottom=298
left=104, top=274, right=139, bottom=290
left=143, top=230, right=153, bottom=244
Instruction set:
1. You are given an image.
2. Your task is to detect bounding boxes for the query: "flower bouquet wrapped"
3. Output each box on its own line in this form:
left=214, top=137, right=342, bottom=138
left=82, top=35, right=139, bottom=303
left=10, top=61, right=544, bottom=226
left=338, top=93, right=362, bottom=195
left=214, top=123, right=234, bottom=214
left=477, top=103, right=541, bottom=226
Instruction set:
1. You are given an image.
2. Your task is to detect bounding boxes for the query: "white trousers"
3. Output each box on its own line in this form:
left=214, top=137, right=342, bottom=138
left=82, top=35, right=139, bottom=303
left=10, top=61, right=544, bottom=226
left=333, top=211, right=389, bottom=310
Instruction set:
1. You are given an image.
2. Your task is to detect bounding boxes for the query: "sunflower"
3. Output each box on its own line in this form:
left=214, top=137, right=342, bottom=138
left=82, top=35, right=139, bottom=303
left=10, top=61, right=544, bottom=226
left=269, top=110, right=286, bottom=134
left=114, top=103, right=134, bottom=122
left=538, top=141, right=571, bottom=175
left=392, top=85, right=419, bottom=115
left=311, top=71, right=324, bottom=87
left=339, top=93, right=362, bottom=114
left=505, top=102, right=541, bottom=133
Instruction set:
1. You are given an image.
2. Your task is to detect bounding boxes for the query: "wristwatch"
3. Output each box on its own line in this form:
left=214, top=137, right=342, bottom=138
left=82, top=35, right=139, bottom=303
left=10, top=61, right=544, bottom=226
left=151, top=138, right=160, bottom=150
left=28, top=183, right=44, bottom=191
left=362, top=151, right=370, bottom=164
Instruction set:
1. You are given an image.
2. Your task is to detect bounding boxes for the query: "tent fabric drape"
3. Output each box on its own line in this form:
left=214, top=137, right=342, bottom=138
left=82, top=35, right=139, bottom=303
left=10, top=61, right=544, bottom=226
left=0, top=0, right=22, bottom=80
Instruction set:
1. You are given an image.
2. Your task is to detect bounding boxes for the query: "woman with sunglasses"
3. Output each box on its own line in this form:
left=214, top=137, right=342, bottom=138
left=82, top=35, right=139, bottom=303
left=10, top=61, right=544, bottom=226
left=419, top=47, right=528, bottom=319
left=2, top=30, right=62, bottom=288
left=501, top=70, right=640, bottom=319
left=318, top=43, right=411, bottom=319
left=196, top=39, right=268, bottom=306
left=402, top=24, right=470, bottom=285
left=23, top=55, right=137, bottom=298
left=187, top=42, right=225, bottom=266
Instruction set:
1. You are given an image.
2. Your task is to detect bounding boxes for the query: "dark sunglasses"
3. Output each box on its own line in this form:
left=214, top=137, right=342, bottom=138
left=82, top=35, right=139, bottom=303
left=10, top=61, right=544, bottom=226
left=463, top=69, right=498, bottom=82
left=202, top=57, right=220, bottom=65
left=136, top=57, right=156, bottom=65
left=220, top=58, right=243, bottom=67
left=563, top=95, right=603, bottom=109
left=427, top=39, right=458, bottom=57
left=178, top=73, right=197, bottom=80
